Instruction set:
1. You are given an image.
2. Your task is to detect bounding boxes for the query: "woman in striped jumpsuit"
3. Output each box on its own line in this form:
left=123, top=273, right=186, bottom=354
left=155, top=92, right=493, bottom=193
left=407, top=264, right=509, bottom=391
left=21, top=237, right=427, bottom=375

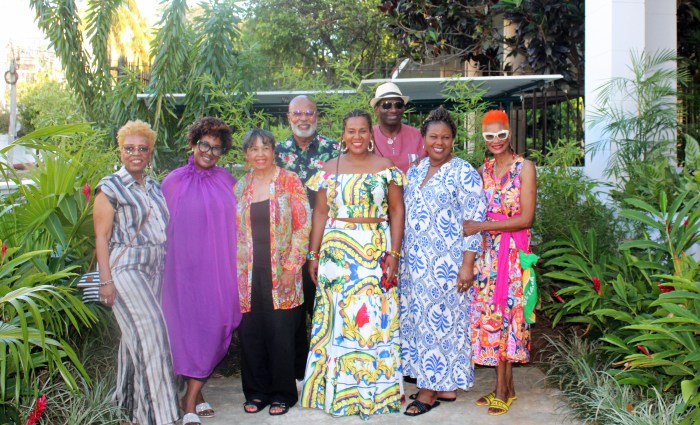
left=94, top=120, right=179, bottom=424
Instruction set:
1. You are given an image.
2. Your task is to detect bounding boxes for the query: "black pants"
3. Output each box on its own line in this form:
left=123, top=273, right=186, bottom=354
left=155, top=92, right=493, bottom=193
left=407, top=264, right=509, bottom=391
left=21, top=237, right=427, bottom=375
left=294, top=261, right=315, bottom=379
left=239, top=267, right=301, bottom=406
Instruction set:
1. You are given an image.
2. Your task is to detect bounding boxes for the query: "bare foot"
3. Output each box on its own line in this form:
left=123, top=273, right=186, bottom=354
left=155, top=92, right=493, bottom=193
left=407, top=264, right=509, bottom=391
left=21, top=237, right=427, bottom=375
left=438, top=390, right=457, bottom=400
left=406, top=389, right=438, bottom=414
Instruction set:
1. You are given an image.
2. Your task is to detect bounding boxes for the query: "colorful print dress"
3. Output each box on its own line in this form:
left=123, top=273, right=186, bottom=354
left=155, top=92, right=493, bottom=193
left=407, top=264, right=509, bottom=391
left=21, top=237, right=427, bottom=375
left=300, top=167, right=406, bottom=420
left=400, top=157, right=486, bottom=391
left=471, top=156, right=531, bottom=365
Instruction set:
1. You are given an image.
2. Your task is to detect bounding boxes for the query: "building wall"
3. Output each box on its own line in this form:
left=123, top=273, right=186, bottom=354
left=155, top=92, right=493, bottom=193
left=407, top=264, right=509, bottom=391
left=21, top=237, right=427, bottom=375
left=584, top=0, right=677, bottom=184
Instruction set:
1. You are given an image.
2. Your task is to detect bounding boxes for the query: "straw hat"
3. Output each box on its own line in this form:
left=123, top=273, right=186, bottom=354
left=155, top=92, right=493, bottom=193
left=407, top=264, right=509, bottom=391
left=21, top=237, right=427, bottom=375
left=370, top=82, right=410, bottom=108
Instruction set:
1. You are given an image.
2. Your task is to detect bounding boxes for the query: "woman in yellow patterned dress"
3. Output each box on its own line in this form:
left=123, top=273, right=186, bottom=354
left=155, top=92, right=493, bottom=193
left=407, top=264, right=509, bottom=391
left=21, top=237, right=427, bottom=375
left=300, top=109, right=405, bottom=420
left=463, top=110, right=537, bottom=416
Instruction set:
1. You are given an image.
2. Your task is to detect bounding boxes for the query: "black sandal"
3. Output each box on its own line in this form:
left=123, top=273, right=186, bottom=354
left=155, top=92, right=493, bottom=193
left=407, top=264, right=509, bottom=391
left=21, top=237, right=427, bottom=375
left=404, top=400, right=440, bottom=416
left=243, top=399, right=269, bottom=414
left=269, top=402, right=289, bottom=416
left=409, top=392, right=457, bottom=402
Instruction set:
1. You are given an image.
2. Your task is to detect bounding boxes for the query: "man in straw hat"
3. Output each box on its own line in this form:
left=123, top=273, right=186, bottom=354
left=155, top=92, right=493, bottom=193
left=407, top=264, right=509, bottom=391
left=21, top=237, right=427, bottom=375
left=370, top=82, right=426, bottom=173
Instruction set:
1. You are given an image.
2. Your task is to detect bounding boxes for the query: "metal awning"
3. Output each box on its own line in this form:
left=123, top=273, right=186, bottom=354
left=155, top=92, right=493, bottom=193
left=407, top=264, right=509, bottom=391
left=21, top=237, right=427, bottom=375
left=358, top=75, right=563, bottom=104
left=136, top=74, right=563, bottom=113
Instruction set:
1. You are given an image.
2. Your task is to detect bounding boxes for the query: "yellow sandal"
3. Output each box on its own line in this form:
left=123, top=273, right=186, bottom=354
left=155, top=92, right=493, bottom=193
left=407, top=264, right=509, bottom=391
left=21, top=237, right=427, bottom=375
left=487, top=397, right=510, bottom=416
left=475, top=392, right=495, bottom=406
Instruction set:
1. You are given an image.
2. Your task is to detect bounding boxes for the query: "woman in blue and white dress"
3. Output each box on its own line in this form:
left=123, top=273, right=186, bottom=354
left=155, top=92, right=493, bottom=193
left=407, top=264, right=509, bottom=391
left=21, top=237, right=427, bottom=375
left=399, top=106, right=487, bottom=416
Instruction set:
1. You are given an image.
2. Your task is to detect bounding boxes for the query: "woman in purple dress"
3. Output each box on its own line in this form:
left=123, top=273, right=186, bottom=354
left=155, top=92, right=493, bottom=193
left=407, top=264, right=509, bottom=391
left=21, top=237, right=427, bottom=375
left=161, top=117, right=242, bottom=425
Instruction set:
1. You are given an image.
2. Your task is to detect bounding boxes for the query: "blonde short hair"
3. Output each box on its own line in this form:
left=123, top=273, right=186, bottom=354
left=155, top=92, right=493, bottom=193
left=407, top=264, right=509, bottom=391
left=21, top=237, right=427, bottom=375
left=116, top=120, right=156, bottom=148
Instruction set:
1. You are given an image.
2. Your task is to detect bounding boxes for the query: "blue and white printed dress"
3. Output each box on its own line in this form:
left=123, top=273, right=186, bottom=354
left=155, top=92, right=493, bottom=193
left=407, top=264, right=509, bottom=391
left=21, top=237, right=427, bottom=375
left=399, top=157, right=487, bottom=391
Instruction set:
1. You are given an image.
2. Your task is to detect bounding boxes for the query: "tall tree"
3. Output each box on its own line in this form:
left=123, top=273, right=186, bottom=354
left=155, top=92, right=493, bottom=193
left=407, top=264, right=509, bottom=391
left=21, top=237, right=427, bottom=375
left=378, top=0, right=502, bottom=71
left=243, top=0, right=398, bottom=85
left=28, top=0, right=247, bottom=169
left=379, top=0, right=585, bottom=87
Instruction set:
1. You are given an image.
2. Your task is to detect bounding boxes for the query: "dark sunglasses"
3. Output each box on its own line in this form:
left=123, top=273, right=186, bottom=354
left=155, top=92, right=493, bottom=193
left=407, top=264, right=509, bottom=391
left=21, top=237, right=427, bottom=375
left=380, top=101, right=405, bottom=110
left=197, top=140, right=224, bottom=156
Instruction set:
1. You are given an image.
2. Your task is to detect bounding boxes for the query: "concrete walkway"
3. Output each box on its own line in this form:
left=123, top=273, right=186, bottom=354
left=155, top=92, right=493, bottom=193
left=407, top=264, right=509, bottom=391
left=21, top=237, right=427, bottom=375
left=195, top=366, right=575, bottom=425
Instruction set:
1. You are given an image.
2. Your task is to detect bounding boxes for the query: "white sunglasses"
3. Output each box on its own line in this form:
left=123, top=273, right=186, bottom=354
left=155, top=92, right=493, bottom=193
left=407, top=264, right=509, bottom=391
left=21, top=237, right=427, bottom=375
left=482, top=130, right=510, bottom=142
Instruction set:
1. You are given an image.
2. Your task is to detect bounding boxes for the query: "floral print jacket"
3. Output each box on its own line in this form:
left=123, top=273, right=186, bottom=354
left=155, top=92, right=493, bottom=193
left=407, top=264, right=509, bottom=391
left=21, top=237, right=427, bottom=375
left=235, top=167, right=311, bottom=312
left=275, top=133, right=339, bottom=184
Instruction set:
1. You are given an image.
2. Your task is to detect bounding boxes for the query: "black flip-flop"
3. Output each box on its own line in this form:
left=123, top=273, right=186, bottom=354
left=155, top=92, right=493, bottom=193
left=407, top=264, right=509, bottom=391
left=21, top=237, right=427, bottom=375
left=269, top=402, right=290, bottom=416
left=409, top=393, right=457, bottom=402
left=243, top=399, right=269, bottom=414
left=404, top=400, right=440, bottom=416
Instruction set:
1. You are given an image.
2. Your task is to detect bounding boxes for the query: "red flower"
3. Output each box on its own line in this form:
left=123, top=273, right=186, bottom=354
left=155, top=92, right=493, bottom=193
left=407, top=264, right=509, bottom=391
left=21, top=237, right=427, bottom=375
left=355, top=304, right=370, bottom=328
left=683, top=218, right=689, bottom=227
left=25, top=394, right=46, bottom=425
left=1, top=241, right=6, bottom=261
left=82, top=183, right=91, bottom=202
left=636, top=345, right=651, bottom=357
left=592, top=276, right=601, bottom=295
left=658, top=284, right=674, bottom=293
left=551, top=290, right=565, bottom=303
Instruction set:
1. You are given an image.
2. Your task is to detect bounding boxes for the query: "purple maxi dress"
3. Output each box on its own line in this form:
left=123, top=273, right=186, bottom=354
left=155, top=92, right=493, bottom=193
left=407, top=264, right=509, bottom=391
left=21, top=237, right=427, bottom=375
left=161, top=156, right=242, bottom=379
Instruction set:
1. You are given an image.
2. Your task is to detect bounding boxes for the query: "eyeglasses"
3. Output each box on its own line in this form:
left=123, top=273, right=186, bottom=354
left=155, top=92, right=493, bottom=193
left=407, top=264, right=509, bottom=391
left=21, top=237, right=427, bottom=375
left=122, top=146, right=150, bottom=155
left=380, top=101, right=405, bottom=110
left=197, top=140, right=224, bottom=156
left=482, top=130, right=510, bottom=142
left=288, top=110, right=316, bottom=118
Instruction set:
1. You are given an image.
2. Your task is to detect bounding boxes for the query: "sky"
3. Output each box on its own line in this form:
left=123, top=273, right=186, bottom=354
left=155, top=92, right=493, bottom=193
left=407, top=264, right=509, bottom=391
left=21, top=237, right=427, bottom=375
left=0, top=1, right=166, bottom=49
left=0, top=1, right=178, bottom=107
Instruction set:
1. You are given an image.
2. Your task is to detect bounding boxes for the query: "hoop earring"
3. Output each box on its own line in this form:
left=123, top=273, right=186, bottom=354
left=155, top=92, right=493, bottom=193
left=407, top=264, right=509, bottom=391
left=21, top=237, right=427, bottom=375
left=340, top=139, right=348, bottom=153
left=368, top=139, right=375, bottom=152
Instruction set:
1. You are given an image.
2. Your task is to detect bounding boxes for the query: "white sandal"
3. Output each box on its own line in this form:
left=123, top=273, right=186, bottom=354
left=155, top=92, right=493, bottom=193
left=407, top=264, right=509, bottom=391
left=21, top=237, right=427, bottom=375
left=182, top=412, right=201, bottom=425
left=195, top=402, right=215, bottom=418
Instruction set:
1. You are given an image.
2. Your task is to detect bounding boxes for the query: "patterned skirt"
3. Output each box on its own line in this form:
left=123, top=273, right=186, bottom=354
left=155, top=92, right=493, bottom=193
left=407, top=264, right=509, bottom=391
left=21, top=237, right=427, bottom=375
left=300, top=220, right=403, bottom=420
left=471, top=232, right=530, bottom=365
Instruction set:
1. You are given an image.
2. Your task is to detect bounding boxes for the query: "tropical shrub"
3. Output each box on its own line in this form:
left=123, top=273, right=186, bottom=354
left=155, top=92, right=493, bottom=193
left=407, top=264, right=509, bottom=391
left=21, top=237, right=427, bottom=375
left=17, top=76, right=83, bottom=134
left=530, top=139, right=620, bottom=252
left=0, top=125, right=119, bottom=417
left=0, top=247, right=96, bottom=413
left=544, top=333, right=696, bottom=424
left=543, top=184, right=700, bottom=414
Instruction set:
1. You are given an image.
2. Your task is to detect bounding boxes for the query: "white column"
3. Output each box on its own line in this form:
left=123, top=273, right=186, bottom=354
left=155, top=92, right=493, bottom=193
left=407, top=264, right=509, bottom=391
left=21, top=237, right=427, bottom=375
left=584, top=0, right=677, bottom=183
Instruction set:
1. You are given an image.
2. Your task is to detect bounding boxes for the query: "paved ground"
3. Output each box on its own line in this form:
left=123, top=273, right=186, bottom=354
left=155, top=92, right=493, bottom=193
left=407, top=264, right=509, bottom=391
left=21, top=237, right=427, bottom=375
left=192, top=365, right=575, bottom=424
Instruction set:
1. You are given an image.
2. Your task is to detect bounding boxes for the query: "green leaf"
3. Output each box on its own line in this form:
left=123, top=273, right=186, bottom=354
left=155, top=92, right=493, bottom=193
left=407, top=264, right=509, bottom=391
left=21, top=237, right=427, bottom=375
left=619, top=209, right=664, bottom=230
left=600, top=333, right=629, bottom=350
left=681, top=378, right=700, bottom=404
left=619, top=240, right=666, bottom=252
left=44, top=212, right=67, bottom=247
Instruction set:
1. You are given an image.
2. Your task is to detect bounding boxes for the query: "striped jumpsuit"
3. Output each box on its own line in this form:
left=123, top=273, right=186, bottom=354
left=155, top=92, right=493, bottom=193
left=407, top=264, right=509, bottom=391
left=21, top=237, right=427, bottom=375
left=97, top=167, right=178, bottom=425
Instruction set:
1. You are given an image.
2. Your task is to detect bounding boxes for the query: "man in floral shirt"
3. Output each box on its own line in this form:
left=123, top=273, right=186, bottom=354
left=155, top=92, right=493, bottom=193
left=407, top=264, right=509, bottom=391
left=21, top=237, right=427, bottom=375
left=275, top=95, right=338, bottom=385
left=276, top=96, right=338, bottom=190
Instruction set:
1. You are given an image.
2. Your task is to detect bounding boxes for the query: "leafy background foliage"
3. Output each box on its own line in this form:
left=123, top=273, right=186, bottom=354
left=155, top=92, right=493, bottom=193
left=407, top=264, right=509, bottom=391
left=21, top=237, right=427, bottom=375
left=2, top=0, right=699, bottom=423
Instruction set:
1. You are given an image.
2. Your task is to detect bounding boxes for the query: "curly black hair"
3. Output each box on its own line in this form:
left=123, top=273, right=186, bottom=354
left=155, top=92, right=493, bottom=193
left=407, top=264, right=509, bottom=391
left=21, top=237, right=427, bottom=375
left=187, top=117, right=233, bottom=152
left=420, top=105, right=457, bottom=138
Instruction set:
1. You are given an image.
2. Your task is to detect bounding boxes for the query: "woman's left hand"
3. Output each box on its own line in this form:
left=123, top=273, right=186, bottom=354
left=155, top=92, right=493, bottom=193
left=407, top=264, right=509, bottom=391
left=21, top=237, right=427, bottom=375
left=463, top=220, right=482, bottom=236
left=384, top=254, right=399, bottom=283
left=280, top=270, right=296, bottom=297
left=456, top=264, right=475, bottom=293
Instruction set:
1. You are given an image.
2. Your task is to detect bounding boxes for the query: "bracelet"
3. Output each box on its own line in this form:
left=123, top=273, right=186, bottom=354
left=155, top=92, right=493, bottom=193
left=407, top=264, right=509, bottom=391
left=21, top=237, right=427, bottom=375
left=306, top=251, right=320, bottom=261
left=98, top=280, right=113, bottom=287
left=386, top=250, right=401, bottom=259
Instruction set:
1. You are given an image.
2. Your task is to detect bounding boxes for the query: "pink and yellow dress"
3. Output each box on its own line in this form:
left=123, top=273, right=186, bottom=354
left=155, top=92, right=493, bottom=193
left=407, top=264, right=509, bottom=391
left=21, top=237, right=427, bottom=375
left=471, top=156, right=531, bottom=365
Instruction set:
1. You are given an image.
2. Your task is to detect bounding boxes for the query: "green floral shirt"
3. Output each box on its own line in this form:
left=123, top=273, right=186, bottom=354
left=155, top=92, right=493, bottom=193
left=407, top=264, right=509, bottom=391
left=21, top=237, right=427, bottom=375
left=275, top=133, right=339, bottom=184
